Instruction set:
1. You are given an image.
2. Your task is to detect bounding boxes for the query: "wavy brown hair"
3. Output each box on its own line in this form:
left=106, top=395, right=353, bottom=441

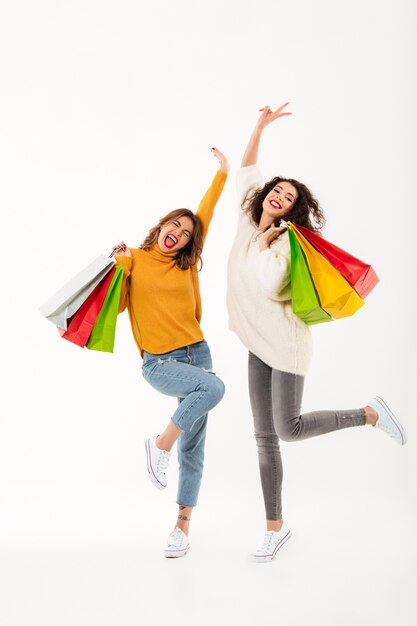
left=244, top=176, right=326, bottom=233
left=140, top=209, right=204, bottom=270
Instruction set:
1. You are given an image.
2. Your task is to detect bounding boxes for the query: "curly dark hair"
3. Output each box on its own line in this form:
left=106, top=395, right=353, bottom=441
left=244, top=176, right=326, bottom=233
left=139, top=209, right=204, bottom=271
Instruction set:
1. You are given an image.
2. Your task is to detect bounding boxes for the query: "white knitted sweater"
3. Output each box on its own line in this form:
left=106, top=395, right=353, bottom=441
left=226, top=165, right=313, bottom=376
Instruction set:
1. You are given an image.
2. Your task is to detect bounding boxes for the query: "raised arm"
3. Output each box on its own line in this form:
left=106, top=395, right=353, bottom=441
left=241, top=103, right=292, bottom=167
left=196, top=147, right=229, bottom=243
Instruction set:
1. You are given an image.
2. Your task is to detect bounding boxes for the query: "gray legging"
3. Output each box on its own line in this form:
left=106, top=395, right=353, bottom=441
left=248, top=352, right=366, bottom=520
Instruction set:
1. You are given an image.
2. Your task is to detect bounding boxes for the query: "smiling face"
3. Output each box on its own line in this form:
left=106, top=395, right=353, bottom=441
left=157, top=215, right=195, bottom=253
left=261, top=181, right=298, bottom=224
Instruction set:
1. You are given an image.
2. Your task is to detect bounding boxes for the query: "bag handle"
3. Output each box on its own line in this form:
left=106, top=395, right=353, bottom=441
left=109, top=246, right=124, bottom=258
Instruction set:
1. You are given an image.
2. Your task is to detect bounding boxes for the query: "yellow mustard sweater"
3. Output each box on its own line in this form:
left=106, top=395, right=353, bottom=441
left=115, top=170, right=227, bottom=356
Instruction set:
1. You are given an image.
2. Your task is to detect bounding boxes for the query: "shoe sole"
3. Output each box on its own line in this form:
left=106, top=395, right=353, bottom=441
left=164, top=546, right=190, bottom=558
left=375, top=396, right=407, bottom=445
left=145, top=439, right=166, bottom=490
left=253, top=530, right=292, bottom=563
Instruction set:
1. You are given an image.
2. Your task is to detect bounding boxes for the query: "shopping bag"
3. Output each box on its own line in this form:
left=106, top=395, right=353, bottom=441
left=288, top=228, right=332, bottom=325
left=59, top=267, right=116, bottom=347
left=39, top=255, right=116, bottom=330
left=86, top=266, right=124, bottom=353
left=290, top=222, right=379, bottom=298
left=288, top=222, right=365, bottom=319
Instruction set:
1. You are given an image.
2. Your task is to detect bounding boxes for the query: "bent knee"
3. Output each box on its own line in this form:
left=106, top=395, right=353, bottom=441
left=212, top=375, right=225, bottom=403
left=276, top=427, right=299, bottom=442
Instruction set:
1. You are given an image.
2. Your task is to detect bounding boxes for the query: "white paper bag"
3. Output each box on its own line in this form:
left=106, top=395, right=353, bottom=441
left=39, top=255, right=116, bottom=330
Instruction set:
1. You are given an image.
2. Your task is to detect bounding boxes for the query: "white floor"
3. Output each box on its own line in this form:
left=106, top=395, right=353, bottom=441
left=1, top=488, right=415, bottom=626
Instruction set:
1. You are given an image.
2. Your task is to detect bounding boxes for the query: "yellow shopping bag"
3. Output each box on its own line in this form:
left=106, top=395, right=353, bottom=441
left=288, top=222, right=365, bottom=319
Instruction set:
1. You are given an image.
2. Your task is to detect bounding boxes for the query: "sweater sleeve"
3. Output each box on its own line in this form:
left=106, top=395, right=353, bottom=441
left=115, top=253, right=133, bottom=313
left=236, top=164, right=265, bottom=210
left=196, top=169, right=228, bottom=244
left=255, top=236, right=292, bottom=302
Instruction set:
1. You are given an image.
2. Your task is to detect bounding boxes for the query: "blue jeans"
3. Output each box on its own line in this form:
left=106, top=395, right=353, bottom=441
left=142, top=340, right=225, bottom=507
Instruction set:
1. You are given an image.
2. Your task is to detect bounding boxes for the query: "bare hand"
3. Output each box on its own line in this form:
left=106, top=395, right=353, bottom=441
left=112, top=242, right=131, bottom=257
left=258, top=225, right=287, bottom=251
left=256, top=103, right=292, bottom=130
left=210, top=147, right=230, bottom=173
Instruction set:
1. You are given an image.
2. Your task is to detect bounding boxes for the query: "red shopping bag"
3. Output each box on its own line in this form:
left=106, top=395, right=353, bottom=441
left=291, top=222, right=379, bottom=299
left=59, top=267, right=116, bottom=347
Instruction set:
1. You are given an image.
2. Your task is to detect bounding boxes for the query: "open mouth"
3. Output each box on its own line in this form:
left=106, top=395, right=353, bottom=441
left=164, top=234, right=178, bottom=249
left=269, top=199, right=282, bottom=210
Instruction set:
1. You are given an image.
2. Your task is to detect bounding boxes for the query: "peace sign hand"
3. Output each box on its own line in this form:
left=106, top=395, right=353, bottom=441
left=256, top=103, right=292, bottom=130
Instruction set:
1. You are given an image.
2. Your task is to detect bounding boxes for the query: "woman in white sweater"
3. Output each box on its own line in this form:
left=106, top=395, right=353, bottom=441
left=227, top=103, right=407, bottom=562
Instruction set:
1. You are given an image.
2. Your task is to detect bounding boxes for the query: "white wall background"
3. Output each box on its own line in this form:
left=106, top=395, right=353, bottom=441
left=1, top=1, right=416, bottom=625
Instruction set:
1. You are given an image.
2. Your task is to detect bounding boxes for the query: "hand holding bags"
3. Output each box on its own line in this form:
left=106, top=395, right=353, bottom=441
left=40, top=251, right=124, bottom=352
left=39, top=255, right=116, bottom=330
left=286, top=222, right=378, bottom=325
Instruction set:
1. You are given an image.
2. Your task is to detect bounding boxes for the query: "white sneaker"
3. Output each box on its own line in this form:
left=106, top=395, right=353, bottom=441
left=368, top=396, right=407, bottom=445
left=253, top=523, right=292, bottom=562
left=145, top=436, right=171, bottom=489
left=164, top=527, right=190, bottom=558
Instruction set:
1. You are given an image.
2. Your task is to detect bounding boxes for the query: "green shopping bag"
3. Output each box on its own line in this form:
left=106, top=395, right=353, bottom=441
left=86, top=266, right=124, bottom=352
left=288, top=228, right=332, bottom=326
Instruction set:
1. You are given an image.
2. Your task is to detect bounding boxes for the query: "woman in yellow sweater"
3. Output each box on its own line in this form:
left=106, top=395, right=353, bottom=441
left=113, top=148, right=228, bottom=558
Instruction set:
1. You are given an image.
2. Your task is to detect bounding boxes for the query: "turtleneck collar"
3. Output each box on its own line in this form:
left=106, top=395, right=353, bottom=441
left=147, top=243, right=178, bottom=264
